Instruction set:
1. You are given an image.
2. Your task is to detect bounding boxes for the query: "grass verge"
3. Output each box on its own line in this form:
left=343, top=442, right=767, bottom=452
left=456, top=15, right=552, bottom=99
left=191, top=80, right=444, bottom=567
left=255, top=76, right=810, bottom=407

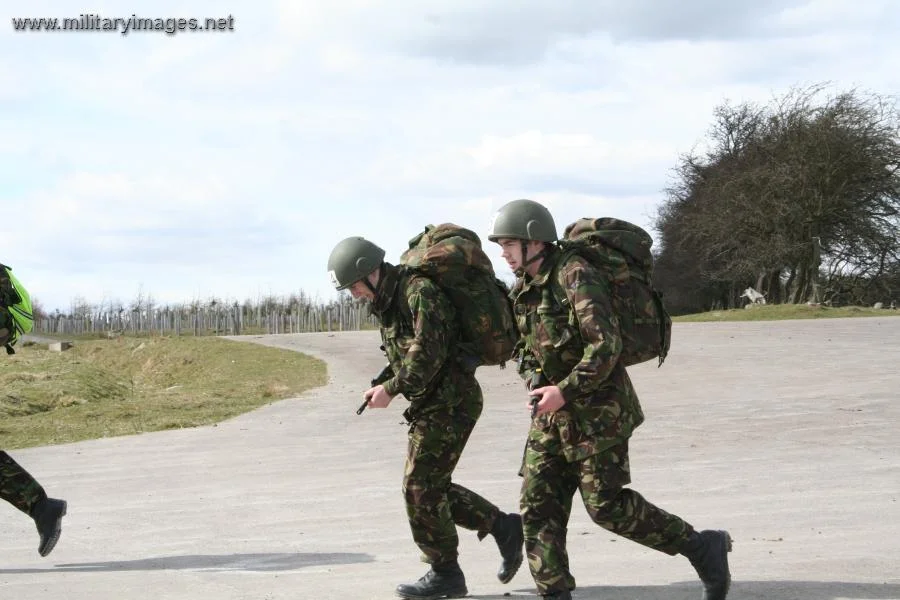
left=0, top=335, right=326, bottom=450
left=674, top=304, right=900, bottom=322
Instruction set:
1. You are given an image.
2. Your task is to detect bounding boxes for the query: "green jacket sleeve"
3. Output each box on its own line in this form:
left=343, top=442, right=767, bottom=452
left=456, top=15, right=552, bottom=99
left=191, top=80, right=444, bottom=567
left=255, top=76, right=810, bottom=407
left=382, top=277, right=454, bottom=398
left=554, top=257, right=623, bottom=405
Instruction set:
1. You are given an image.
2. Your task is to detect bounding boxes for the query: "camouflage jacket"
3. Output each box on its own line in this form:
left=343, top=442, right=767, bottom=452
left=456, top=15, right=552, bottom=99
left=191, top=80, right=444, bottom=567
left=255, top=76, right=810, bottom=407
left=511, top=248, right=645, bottom=461
left=371, top=264, right=477, bottom=419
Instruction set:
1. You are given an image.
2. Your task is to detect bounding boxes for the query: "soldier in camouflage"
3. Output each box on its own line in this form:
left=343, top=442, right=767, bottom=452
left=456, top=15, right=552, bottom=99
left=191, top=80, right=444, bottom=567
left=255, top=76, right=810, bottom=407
left=327, top=236, right=525, bottom=599
left=488, top=199, right=732, bottom=600
left=1, top=276, right=68, bottom=558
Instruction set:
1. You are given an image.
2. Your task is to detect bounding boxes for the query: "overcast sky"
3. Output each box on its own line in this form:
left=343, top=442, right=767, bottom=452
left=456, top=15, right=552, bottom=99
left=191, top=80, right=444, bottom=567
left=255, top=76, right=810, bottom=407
left=3, top=0, right=898, bottom=312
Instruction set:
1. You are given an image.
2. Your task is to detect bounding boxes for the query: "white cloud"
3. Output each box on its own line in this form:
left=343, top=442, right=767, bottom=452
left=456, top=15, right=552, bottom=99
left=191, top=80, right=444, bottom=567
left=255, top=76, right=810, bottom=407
left=467, top=131, right=675, bottom=173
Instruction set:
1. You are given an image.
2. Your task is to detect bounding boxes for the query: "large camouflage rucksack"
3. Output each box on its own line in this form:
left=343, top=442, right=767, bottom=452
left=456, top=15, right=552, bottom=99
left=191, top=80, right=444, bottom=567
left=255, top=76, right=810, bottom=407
left=552, top=218, right=672, bottom=367
left=400, top=224, right=518, bottom=368
left=0, top=264, right=35, bottom=355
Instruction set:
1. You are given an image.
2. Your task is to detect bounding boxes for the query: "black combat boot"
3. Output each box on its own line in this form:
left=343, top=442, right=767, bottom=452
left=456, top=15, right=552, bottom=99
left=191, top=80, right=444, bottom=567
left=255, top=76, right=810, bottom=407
left=541, top=590, right=572, bottom=600
left=30, top=497, right=67, bottom=557
left=395, top=561, right=467, bottom=600
left=491, top=512, right=524, bottom=583
left=681, top=529, right=733, bottom=600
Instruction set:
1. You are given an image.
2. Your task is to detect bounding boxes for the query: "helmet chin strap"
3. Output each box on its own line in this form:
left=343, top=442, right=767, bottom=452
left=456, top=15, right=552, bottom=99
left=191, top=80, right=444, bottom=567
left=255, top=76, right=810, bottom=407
left=363, top=263, right=381, bottom=296
left=517, top=240, right=546, bottom=276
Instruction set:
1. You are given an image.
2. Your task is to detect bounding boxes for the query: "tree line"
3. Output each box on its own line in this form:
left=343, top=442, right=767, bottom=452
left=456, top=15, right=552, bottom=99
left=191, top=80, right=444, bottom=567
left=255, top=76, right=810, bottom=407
left=652, top=84, right=900, bottom=314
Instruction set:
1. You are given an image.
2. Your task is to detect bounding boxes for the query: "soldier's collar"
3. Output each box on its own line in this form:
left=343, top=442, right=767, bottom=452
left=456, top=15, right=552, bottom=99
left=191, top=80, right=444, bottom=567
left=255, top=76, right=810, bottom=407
left=371, top=263, right=400, bottom=314
left=521, top=251, right=559, bottom=289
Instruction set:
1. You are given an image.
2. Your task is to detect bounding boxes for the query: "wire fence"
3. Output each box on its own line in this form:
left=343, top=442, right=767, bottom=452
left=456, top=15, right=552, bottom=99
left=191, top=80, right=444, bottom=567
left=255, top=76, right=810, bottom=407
left=34, top=298, right=378, bottom=338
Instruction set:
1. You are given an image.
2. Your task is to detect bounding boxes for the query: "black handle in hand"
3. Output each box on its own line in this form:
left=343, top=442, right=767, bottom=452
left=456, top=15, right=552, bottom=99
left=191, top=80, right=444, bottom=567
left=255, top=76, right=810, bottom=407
left=529, top=367, right=544, bottom=418
left=357, top=364, right=394, bottom=415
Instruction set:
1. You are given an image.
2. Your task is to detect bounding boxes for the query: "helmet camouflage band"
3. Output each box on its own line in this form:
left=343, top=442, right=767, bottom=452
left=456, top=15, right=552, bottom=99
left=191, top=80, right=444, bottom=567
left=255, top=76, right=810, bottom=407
left=327, top=236, right=386, bottom=290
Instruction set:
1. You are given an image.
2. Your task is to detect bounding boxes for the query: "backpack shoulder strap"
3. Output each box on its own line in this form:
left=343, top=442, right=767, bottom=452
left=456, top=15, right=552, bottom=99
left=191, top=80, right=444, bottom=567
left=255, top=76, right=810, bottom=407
left=547, top=244, right=620, bottom=325
left=542, top=248, right=581, bottom=319
left=395, top=267, right=450, bottom=335
left=393, top=266, right=418, bottom=326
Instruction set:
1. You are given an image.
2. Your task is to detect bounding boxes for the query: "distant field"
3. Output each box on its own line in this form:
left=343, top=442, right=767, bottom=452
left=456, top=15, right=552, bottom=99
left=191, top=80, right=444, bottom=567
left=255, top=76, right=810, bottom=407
left=674, top=304, right=899, bottom=322
left=0, top=335, right=327, bottom=450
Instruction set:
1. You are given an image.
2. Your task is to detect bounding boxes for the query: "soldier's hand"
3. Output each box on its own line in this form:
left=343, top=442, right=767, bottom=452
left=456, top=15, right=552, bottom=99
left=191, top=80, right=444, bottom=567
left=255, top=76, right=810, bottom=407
left=363, top=384, right=395, bottom=409
left=529, top=385, right=565, bottom=416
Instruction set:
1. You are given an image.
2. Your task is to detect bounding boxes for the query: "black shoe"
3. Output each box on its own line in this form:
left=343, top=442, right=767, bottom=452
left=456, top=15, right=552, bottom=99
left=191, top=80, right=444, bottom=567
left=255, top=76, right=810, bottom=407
left=683, top=530, right=732, bottom=600
left=492, top=513, right=524, bottom=583
left=542, top=591, right=572, bottom=600
left=32, top=498, right=67, bottom=557
left=395, top=563, right=468, bottom=599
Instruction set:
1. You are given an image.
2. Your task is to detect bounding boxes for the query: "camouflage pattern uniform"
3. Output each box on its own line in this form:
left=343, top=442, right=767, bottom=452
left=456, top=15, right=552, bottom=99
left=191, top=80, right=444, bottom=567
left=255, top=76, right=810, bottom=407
left=1, top=286, right=50, bottom=516
left=372, top=263, right=504, bottom=566
left=512, top=247, right=695, bottom=596
left=0, top=451, right=48, bottom=514
left=1, top=285, right=50, bottom=514
left=1, top=450, right=67, bottom=557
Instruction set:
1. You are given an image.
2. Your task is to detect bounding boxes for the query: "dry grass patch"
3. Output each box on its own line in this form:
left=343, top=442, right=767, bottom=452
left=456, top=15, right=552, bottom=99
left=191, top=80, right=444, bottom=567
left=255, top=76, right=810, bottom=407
left=674, top=304, right=900, bottom=322
left=0, top=336, right=326, bottom=449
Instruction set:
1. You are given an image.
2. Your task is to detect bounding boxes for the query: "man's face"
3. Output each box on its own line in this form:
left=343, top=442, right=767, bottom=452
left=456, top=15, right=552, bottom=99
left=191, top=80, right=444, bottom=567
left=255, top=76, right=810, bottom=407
left=348, top=280, right=374, bottom=300
left=496, top=238, right=524, bottom=272
left=347, top=271, right=378, bottom=301
left=496, top=238, right=544, bottom=274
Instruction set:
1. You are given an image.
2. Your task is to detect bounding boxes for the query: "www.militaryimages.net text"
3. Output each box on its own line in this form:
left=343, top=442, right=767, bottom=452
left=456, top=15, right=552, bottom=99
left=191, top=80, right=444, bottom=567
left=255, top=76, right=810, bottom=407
left=10, top=14, right=235, bottom=35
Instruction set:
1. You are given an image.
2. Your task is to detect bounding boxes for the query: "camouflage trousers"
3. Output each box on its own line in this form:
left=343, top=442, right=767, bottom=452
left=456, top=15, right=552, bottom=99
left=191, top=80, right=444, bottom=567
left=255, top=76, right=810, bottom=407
left=403, top=395, right=502, bottom=566
left=0, top=451, right=47, bottom=516
left=520, top=435, right=694, bottom=595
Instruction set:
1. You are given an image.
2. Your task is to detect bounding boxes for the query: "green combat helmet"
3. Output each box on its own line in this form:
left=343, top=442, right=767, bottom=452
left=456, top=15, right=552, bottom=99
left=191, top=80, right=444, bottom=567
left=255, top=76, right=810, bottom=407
left=487, top=198, right=558, bottom=243
left=488, top=199, right=557, bottom=272
left=327, top=236, right=386, bottom=290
